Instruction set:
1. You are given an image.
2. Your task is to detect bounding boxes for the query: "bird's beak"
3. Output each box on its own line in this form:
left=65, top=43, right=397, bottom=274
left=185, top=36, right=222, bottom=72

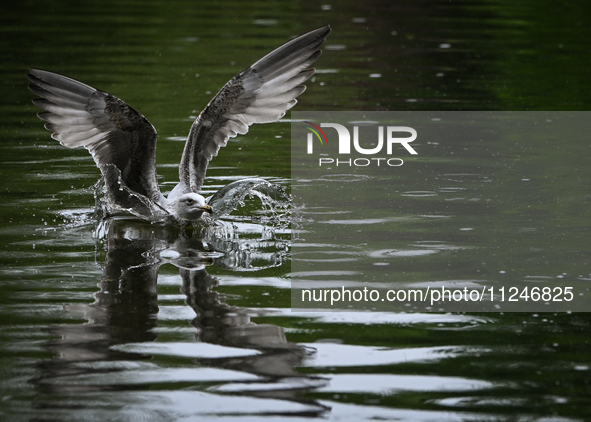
left=199, top=204, right=214, bottom=214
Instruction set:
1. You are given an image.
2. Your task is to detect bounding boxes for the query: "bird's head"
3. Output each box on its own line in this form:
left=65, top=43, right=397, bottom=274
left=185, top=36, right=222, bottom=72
left=172, top=193, right=213, bottom=221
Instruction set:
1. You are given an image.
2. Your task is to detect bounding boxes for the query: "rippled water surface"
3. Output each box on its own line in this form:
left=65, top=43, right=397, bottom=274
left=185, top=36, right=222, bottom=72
left=2, top=1, right=591, bottom=421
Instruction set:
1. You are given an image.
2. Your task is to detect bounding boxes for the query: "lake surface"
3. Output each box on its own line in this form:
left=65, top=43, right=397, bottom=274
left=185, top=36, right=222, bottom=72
left=2, top=1, right=591, bottom=421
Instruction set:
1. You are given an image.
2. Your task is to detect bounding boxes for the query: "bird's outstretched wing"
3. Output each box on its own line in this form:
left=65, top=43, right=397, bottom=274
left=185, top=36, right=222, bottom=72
left=178, top=25, right=331, bottom=195
left=27, top=69, right=162, bottom=204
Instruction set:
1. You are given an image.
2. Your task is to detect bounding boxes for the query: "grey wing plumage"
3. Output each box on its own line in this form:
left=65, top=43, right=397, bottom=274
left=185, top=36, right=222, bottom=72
left=178, top=25, right=331, bottom=194
left=27, top=69, right=162, bottom=205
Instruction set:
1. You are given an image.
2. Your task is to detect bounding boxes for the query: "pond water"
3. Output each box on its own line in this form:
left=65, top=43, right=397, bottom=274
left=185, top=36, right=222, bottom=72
left=2, top=1, right=591, bottom=421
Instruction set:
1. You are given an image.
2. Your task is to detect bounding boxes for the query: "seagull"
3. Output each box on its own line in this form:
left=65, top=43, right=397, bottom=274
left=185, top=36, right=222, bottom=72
left=28, top=25, right=330, bottom=222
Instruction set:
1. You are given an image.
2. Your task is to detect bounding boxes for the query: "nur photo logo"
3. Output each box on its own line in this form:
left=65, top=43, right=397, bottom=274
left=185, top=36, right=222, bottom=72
left=302, top=121, right=418, bottom=168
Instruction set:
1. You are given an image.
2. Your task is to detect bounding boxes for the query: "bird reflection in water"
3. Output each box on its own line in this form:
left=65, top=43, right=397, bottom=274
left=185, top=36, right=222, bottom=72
left=34, top=218, right=328, bottom=417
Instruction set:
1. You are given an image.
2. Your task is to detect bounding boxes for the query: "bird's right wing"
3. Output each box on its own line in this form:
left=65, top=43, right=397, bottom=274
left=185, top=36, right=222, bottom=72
left=27, top=69, right=162, bottom=203
left=178, top=25, right=331, bottom=194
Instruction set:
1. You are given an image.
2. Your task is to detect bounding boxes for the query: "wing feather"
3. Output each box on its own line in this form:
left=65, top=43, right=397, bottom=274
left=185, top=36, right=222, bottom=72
left=28, top=69, right=162, bottom=204
left=177, top=25, right=330, bottom=194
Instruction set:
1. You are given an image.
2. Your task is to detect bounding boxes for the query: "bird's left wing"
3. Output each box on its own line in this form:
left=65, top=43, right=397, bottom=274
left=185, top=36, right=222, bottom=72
left=178, top=25, right=331, bottom=194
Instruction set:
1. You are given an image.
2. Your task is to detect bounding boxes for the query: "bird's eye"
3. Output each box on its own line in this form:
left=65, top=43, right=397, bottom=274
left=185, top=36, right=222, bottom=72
left=185, top=198, right=194, bottom=205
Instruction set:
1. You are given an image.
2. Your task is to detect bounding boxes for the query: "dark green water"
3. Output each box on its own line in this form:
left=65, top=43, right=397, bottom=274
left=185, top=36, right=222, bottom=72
left=1, top=1, right=591, bottom=420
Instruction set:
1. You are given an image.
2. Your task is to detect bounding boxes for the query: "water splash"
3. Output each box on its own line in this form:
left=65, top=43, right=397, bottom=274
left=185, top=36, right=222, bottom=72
left=93, top=174, right=172, bottom=223
left=92, top=175, right=291, bottom=227
left=207, top=178, right=291, bottom=222
left=48, top=177, right=292, bottom=272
